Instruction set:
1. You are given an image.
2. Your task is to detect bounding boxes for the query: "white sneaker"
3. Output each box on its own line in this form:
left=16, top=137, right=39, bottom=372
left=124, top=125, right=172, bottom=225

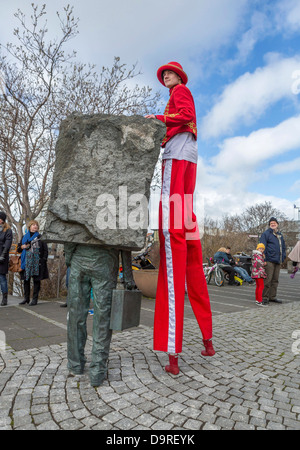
left=256, top=301, right=267, bottom=307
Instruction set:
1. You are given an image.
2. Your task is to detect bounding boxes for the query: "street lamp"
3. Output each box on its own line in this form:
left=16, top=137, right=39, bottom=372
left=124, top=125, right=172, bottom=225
left=294, top=205, right=300, bottom=240
left=294, top=204, right=300, bottom=220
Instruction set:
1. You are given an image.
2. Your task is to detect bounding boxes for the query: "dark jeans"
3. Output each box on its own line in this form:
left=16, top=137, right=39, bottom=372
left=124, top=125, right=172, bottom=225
left=24, top=278, right=41, bottom=302
left=222, top=266, right=235, bottom=284
left=0, top=274, right=8, bottom=294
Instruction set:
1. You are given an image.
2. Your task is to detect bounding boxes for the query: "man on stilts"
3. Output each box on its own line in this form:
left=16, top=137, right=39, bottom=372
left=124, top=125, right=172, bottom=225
left=145, top=61, right=215, bottom=375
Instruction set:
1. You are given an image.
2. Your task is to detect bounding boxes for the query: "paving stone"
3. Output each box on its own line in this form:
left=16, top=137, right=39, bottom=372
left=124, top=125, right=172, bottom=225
left=201, top=422, right=221, bottom=430
left=52, top=410, right=73, bottom=422
left=59, top=418, right=84, bottom=430
left=283, top=418, right=300, bottom=429
left=1, top=295, right=300, bottom=430
left=135, top=413, right=157, bottom=428
left=72, top=408, right=90, bottom=419
left=92, top=421, right=113, bottom=430
left=151, top=420, right=174, bottom=430
left=36, top=420, right=60, bottom=430
left=32, top=412, right=53, bottom=425
left=266, top=421, right=286, bottom=430
left=152, top=407, right=171, bottom=420
left=102, top=410, right=124, bottom=424
left=114, top=417, right=137, bottom=430
left=215, top=417, right=235, bottom=429
left=234, top=422, right=255, bottom=430
left=166, top=412, right=188, bottom=427
left=249, top=417, right=267, bottom=428
left=121, top=405, right=144, bottom=420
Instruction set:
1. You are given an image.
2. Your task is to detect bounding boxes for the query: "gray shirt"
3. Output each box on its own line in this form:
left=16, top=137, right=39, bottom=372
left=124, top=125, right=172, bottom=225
left=162, top=132, right=198, bottom=163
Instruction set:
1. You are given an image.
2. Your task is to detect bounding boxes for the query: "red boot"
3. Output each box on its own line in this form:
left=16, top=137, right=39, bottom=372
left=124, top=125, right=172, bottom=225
left=165, top=354, right=180, bottom=375
left=201, top=339, right=215, bottom=356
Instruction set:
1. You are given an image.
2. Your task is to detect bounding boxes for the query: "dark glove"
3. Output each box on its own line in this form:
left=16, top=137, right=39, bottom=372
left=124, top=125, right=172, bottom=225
left=0, top=249, right=8, bottom=263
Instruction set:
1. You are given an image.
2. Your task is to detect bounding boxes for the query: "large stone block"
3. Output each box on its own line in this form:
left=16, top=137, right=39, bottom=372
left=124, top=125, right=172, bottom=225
left=43, top=114, right=165, bottom=250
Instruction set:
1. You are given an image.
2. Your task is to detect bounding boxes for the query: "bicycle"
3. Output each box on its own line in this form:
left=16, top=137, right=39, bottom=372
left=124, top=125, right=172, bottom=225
left=131, top=244, right=155, bottom=270
left=203, top=258, right=224, bottom=287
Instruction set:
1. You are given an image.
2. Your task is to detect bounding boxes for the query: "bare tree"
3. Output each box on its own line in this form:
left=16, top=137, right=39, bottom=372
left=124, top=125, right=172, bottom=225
left=0, top=3, right=161, bottom=241
left=201, top=201, right=295, bottom=260
left=150, top=150, right=163, bottom=192
left=222, top=213, right=244, bottom=234
left=202, top=215, right=248, bottom=259
left=241, top=201, right=288, bottom=235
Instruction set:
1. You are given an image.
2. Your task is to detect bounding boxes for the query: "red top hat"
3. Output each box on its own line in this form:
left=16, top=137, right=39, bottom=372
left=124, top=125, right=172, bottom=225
left=157, top=61, right=188, bottom=86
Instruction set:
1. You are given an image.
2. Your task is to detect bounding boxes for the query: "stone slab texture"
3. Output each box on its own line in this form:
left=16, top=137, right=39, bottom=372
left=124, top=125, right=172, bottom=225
left=43, top=114, right=165, bottom=250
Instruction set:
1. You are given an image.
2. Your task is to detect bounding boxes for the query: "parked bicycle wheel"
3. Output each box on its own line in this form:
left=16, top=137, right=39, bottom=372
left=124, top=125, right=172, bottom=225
left=214, top=267, right=224, bottom=286
left=203, top=266, right=212, bottom=284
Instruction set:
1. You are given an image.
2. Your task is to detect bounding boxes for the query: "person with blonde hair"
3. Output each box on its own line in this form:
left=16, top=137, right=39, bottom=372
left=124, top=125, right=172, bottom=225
left=213, top=247, right=236, bottom=285
left=251, top=243, right=267, bottom=307
left=17, top=220, right=49, bottom=306
left=0, top=212, right=13, bottom=306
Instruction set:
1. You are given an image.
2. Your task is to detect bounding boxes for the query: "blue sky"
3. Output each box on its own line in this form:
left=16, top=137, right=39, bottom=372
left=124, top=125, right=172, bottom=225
left=1, top=0, right=300, bottom=222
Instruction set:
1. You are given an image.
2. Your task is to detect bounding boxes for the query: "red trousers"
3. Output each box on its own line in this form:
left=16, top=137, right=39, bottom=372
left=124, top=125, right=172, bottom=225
left=153, top=159, right=213, bottom=354
left=255, top=278, right=264, bottom=302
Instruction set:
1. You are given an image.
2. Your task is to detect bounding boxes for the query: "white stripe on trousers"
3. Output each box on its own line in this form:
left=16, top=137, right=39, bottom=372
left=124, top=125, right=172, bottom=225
left=161, top=159, right=176, bottom=354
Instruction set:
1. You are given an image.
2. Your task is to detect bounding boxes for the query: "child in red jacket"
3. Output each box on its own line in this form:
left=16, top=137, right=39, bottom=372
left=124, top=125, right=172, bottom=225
left=251, top=243, right=267, bottom=307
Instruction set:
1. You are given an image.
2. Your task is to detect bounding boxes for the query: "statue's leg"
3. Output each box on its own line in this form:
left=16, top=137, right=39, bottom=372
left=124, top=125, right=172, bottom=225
left=67, top=261, right=91, bottom=375
left=89, top=248, right=119, bottom=387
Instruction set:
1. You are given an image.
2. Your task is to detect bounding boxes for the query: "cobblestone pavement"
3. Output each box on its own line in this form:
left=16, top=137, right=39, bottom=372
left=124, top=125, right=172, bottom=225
left=1, top=296, right=300, bottom=430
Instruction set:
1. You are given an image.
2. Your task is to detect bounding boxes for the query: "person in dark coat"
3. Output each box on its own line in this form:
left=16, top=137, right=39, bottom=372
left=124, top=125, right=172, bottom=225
left=17, top=220, right=49, bottom=306
left=259, top=217, right=286, bottom=304
left=0, top=212, right=13, bottom=306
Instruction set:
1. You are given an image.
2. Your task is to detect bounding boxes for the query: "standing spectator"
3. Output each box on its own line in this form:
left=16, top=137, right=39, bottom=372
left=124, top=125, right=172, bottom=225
left=225, top=247, right=254, bottom=284
left=17, top=220, right=49, bottom=306
left=260, top=217, right=286, bottom=304
left=0, top=212, right=13, bottom=306
left=288, top=241, right=300, bottom=279
left=251, top=243, right=267, bottom=307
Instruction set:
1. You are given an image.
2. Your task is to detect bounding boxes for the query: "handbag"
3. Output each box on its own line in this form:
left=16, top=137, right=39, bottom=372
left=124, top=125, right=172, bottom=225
left=8, top=245, right=22, bottom=273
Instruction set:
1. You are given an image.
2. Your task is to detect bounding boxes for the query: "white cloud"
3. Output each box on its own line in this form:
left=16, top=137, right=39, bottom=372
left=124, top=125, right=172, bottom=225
left=194, top=113, right=300, bottom=221
left=72, top=0, right=248, bottom=63
left=0, top=0, right=249, bottom=89
left=236, top=11, right=272, bottom=63
left=269, top=157, right=300, bottom=175
left=212, top=115, right=300, bottom=176
left=200, top=54, right=300, bottom=139
left=195, top=157, right=295, bottom=221
left=2, top=0, right=299, bottom=225
left=290, top=180, right=300, bottom=193
left=276, top=0, right=300, bottom=33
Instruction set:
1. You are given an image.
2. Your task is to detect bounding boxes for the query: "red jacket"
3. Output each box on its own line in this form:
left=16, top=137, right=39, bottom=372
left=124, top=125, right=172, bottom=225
left=156, top=84, right=197, bottom=147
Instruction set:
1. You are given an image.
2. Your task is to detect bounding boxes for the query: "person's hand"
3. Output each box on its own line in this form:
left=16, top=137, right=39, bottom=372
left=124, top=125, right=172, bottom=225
left=144, top=114, right=156, bottom=119
left=21, top=244, right=29, bottom=249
